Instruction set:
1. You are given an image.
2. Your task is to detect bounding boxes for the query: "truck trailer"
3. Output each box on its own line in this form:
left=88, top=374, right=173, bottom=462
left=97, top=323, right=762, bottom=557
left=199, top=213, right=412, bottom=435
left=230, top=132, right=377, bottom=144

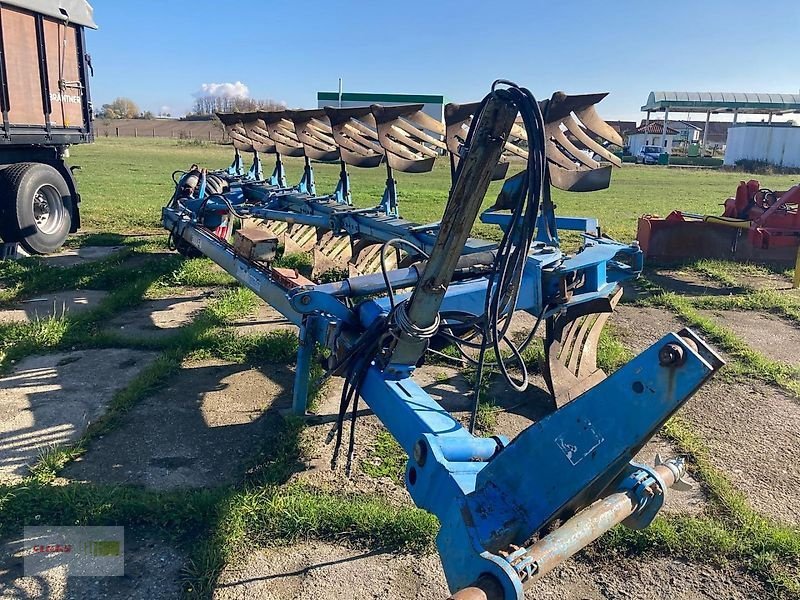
left=0, top=0, right=95, bottom=255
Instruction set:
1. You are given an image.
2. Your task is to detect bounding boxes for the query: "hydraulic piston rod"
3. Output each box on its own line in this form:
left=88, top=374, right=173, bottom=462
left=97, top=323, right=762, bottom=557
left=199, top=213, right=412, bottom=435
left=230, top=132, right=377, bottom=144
left=450, top=458, right=690, bottom=600
left=389, top=92, right=518, bottom=366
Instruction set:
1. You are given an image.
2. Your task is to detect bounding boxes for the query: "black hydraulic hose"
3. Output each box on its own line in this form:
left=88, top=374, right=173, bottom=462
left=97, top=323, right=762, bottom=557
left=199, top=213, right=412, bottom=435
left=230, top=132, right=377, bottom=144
left=469, top=82, right=549, bottom=432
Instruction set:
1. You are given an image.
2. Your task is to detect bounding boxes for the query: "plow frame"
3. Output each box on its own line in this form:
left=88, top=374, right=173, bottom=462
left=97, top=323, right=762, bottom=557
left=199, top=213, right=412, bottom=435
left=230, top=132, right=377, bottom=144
left=163, top=86, right=725, bottom=599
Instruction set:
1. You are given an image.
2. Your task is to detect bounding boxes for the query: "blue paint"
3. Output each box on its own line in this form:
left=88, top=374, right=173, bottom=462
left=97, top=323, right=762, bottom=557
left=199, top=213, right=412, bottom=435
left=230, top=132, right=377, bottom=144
left=161, top=149, right=724, bottom=598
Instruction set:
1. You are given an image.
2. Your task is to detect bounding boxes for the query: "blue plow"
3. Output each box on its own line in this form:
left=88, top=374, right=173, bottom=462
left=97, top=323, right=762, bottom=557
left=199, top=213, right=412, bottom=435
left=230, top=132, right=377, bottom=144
left=161, top=81, right=723, bottom=599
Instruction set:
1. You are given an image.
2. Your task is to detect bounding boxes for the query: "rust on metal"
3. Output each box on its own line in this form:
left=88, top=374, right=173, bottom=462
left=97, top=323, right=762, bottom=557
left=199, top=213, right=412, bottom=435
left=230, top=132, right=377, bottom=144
left=289, top=108, right=340, bottom=162
left=543, top=288, right=622, bottom=408
left=371, top=103, right=446, bottom=173
left=271, top=266, right=314, bottom=289
left=215, top=112, right=254, bottom=152
left=447, top=575, right=505, bottom=600
left=238, top=111, right=277, bottom=154
left=324, top=106, right=385, bottom=168
left=258, top=109, right=305, bottom=157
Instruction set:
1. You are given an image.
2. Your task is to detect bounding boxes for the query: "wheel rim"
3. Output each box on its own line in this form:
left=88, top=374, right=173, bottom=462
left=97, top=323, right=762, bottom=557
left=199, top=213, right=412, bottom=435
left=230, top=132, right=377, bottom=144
left=32, top=184, right=64, bottom=235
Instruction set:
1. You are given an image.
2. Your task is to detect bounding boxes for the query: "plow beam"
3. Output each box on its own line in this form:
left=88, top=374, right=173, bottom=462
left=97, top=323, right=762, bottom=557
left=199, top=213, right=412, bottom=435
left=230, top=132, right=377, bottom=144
left=358, top=328, right=722, bottom=600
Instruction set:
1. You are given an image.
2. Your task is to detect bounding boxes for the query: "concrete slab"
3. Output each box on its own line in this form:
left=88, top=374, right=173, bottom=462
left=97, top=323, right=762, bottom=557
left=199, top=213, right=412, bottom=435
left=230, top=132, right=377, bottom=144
left=37, top=246, right=124, bottom=268
left=0, top=349, right=158, bottom=483
left=103, top=289, right=214, bottom=339
left=0, top=530, right=183, bottom=599
left=699, top=308, right=800, bottom=366
left=0, top=290, right=108, bottom=324
left=229, top=300, right=295, bottom=336
left=63, top=360, right=294, bottom=490
left=683, top=378, right=800, bottom=525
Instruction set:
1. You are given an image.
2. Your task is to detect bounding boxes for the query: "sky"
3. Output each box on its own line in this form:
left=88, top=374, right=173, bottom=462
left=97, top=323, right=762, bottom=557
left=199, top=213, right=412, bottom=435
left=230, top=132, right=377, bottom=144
left=87, top=0, right=800, bottom=122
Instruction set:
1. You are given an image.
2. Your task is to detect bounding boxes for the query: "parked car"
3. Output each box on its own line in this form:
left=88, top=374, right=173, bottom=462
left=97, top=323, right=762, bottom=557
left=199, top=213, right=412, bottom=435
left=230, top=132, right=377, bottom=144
left=635, top=145, right=663, bottom=165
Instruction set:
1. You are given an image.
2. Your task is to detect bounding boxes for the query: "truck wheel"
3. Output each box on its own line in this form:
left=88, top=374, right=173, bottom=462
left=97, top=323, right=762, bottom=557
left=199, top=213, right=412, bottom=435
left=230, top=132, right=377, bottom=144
left=0, top=162, right=73, bottom=254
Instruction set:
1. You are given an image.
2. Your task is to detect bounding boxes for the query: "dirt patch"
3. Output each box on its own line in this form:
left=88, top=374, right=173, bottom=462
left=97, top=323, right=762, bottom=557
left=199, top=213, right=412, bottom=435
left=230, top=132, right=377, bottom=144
left=682, top=378, right=800, bottom=525
left=650, top=268, right=732, bottom=296
left=698, top=308, right=800, bottom=365
left=0, top=530, right=183, bottom=599
left=529, top=554, right=768, bottom=600
left=37, top=246, right=124, bottom=268
left=738, top=271, right=794, bottom=291
left=0, top=290, right=108, bottom=323
left=297, top=364, right=705, bottom=518
left=211, top=541, right=767, bottom=600
left=296, top=365, right=497, bottom=502
left=230, top=300, right=295, bottom=336
left=63, top=359, right=293, bottom=490
left=610, top=305, right=687, bottom=355
left=104, top=289, right=214, bottom=339
left=0, top=349, right=158, bottom=483
left=635, top=436, right=708, bottom=517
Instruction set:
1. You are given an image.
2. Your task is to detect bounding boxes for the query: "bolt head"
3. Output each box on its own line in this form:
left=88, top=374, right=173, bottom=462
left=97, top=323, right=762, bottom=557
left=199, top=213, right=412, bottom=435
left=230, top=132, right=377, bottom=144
left=300, top=295, right=311, bottom=305
left=659, top=343, right=685, bottom=366
left=413, top=440, right=427, bottom=466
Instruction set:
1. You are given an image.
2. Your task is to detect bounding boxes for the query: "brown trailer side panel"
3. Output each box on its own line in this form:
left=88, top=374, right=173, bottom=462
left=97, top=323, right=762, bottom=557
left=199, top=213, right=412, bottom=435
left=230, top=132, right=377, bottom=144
left=1, top=6, right=45, bottom=126
left=43, top=19, right=83, bottom=129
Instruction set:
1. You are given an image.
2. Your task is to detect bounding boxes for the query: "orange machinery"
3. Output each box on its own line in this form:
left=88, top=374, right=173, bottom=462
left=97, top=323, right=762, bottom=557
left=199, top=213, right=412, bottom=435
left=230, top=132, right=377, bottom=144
left=637, top=180, right=800, bottom=266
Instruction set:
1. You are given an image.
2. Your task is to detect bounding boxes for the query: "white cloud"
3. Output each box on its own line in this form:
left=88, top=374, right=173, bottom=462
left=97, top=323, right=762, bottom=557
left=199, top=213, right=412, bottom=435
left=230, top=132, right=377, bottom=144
left=193, top=81, right=250, bottom=99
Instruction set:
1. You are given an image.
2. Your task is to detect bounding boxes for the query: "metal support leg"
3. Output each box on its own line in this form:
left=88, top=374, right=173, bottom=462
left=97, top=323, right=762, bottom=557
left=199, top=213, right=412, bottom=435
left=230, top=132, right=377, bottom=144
left=227, top=148, right=244, bottom=177
left=248, top=151, right=263, bottom=182
left=299, top=157, right=316, bottom=196
left=379, top=163, right=399, bottom=217
left=269, top=153, right=287, bottom=187
left=334, top=160, right=351, bottom=205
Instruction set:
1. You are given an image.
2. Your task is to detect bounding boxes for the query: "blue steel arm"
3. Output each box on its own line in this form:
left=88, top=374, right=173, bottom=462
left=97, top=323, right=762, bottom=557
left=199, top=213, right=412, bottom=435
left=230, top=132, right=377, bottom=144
left=358, top=330, right=722, bottom=599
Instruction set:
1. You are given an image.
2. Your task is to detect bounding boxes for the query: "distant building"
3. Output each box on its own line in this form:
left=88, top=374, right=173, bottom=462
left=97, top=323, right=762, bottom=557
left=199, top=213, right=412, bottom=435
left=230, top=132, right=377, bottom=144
left=640, top=91, right=800, bottom=151
left=625, top=122, right=679, bottom=155
left=316, top=91, right=446, bottom=122
left=724, top=122, right=800, bottom=168
left=637, top=119, right=731, bottom=148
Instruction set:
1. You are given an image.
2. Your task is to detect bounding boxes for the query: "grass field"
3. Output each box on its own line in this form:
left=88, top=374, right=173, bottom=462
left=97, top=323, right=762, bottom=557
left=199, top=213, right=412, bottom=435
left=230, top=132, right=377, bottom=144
left=72, top=137, right=799, bottom=240
left=1, top=138, right=799, bottom=598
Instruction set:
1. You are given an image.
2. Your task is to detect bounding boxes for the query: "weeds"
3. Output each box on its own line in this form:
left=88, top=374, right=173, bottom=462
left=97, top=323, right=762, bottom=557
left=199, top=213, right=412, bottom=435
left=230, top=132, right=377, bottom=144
left=361, top=430, right=407, bottom=485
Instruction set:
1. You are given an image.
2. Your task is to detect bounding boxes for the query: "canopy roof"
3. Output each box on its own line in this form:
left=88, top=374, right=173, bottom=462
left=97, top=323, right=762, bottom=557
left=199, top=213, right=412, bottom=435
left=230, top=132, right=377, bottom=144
left=642, top=91, right=800, bottom=115
left=4, top=0, right=97, bottom=29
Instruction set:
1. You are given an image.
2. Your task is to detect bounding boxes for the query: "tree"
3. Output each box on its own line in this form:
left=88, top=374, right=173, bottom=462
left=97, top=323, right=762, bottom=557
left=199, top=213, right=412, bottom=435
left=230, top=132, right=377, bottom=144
left=191, top=96, right=284, bottom=116
left=139, top=110, right=154, bottom=120
left=98, top=97, right=140, bottom=119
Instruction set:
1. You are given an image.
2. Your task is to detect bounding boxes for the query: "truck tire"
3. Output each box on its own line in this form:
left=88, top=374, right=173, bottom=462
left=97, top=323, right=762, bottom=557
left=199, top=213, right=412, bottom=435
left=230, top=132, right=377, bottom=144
left=0, top=162, right=73, bottom=254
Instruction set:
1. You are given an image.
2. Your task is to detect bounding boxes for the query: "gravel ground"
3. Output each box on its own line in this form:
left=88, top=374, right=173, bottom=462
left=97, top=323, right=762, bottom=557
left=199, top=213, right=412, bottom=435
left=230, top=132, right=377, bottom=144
left=212, top=541, right=768, bottom=600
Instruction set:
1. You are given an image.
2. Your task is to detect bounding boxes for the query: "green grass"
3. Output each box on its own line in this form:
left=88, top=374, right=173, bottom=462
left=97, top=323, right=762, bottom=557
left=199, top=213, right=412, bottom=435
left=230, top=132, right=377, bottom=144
left=693, top=288, right=800, bottom=325
left=71, top=138, right=800, bottom=242
left=4, top=137, right=800, bottom=596
left=361, top=430, right=408, bottom=485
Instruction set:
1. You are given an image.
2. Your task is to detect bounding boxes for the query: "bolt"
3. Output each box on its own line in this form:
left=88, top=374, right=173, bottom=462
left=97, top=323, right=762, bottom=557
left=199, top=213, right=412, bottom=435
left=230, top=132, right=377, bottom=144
left=658, top=343, right=685, bottom=367
left=413, top=440, right=427, bottom=466
left=300, top=295, right=311, bottom=305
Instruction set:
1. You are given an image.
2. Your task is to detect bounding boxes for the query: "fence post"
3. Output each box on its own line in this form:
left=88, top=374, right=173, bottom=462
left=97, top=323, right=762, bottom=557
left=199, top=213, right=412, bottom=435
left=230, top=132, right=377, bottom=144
left=115, top=127, right=119, bottom=137
left=134, top=128, right=138, bottom=138
left=153, top=128, right=156, bottom=138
